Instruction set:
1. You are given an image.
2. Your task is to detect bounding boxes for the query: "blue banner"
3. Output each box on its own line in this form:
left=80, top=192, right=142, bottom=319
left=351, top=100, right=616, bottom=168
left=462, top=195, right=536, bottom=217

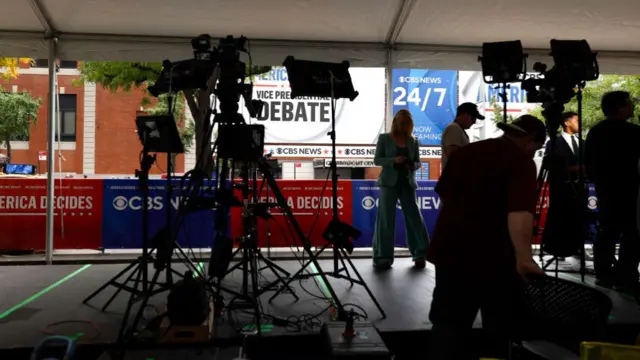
left=102, top=179, right=219, bottom=249
left=391, top=69, right=458, bottom=146
left=351, top=180, right=440, bottom=247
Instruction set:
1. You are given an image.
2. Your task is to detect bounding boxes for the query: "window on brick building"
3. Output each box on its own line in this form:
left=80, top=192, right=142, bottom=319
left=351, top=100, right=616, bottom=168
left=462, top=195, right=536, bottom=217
left=56, top=94, right=77, bottom=142
left=34, top=59, right=48, bottom=68
left=10, top=134, right=29, bottom=141
left=34, top=59, right=78, bottom=69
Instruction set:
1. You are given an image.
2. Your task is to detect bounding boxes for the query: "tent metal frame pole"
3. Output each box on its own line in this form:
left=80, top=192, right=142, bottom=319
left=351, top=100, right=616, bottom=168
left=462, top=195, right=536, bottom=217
left=45, top=36, right=57, bottom=265
left=385, top=48, right=394, bottom=131
left=27, top=0, right=54, bottom=34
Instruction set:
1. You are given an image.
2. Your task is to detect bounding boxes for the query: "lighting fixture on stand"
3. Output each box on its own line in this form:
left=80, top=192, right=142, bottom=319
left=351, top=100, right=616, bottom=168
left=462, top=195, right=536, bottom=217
left=268, top=57, right=386, bottom=321
left=479, top=40, right=528, bottom=122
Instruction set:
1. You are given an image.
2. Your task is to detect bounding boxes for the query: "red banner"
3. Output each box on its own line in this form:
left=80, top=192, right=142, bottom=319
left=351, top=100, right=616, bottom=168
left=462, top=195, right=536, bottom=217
left=0, top=179, right=103, bottom=250
left=230, top=180, right=354, bottom=248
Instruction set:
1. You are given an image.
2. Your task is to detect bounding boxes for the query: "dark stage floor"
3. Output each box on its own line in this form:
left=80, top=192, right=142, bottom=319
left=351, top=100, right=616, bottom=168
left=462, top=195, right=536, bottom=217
left=1, top=258, right=639, bottom=359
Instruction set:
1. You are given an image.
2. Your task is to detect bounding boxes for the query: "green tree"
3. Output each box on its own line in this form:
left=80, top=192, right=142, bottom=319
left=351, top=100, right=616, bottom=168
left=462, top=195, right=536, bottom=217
left=490, top=97, right=516, bottom=124
left=0, top=58, right=32, bottom=80
left=77, top=61, right=270, bottom=170
left=526, top=75, right=640, bottom=132
left=0, top=92, right=42, bottom=160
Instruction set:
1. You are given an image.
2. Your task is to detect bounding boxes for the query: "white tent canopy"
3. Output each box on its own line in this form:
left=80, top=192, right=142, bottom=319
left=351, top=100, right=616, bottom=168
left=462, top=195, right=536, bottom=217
left=2, top=0, right=640, bottom=73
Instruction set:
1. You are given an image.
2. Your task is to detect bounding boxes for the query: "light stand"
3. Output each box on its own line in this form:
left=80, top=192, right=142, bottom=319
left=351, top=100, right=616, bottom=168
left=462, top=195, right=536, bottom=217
left=478, top=40, right=528, bottom=123
left=576, top=85, right=588, bottom=282
left=83, top=114, right=187, bottom=352
left=268, top=57, right=386, bottom=320
left=262, top=156, right=278, bottom=258
left=497, top=82, right=509, bottom=122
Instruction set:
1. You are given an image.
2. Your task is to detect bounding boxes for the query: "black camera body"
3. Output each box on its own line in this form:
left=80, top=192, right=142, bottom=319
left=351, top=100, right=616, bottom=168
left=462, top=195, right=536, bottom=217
left=148, top=34, right=249, bottom=102
left=522, top=65, right=580, bottom=105
left=521, top=40, right=600, bottom=134
left=522, top=40, right=599, bottom=107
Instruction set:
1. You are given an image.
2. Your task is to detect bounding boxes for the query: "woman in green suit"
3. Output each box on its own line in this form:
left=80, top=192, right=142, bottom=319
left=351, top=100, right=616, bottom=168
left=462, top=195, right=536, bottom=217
left=372, top=109, right=429, bottom=269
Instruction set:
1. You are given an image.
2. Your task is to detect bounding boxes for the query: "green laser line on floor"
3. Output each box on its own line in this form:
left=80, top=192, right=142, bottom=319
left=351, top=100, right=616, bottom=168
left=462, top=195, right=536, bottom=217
left=0, top=264, right=92, bottom=321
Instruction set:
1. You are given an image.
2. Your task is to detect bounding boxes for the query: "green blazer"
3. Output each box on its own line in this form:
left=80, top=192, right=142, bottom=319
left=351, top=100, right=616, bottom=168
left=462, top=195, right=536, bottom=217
left=374, top=133, right=421, bottom=189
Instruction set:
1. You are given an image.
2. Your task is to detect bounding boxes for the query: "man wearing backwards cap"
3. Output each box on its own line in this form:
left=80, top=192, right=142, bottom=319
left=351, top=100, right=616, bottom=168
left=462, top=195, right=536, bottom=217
left=440, top=102, right=485, bottom=169
left=428, top=115, right=546, bottom=359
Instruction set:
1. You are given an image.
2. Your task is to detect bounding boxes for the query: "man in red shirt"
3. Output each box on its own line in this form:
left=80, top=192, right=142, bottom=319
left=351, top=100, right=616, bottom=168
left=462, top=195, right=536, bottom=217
left=427, top=115, right=547, bottom=359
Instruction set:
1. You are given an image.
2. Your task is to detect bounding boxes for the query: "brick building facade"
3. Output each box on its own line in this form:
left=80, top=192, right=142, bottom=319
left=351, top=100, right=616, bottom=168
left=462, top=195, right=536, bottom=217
left=0, top=64, right=184, bottom=176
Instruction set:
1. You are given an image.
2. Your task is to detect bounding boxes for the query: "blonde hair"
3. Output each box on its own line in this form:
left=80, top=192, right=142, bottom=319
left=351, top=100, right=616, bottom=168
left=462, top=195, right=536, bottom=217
left=390, top=109, right=414, bottom=138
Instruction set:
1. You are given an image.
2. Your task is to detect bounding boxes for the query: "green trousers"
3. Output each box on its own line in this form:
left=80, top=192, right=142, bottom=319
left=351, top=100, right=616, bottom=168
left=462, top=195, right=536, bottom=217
left=372, top=182, right=430, bottom=266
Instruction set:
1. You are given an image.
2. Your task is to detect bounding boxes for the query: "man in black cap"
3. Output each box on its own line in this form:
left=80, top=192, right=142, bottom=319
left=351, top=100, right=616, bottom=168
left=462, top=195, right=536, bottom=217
left=428, top=115, right=547, bottom=359
left=440, top=102, right=485, bottom=169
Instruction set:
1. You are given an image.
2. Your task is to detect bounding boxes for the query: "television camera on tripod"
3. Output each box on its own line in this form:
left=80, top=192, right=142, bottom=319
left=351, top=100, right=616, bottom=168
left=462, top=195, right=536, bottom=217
left=85, top=35, right=302, bottom=358
left=524, top=40, right=599, bottom=280
left=146, top=34, right=296, bottom=337
left=147, top=34, right=371, bottom=337
left=481, top=39, right=599, bottom=280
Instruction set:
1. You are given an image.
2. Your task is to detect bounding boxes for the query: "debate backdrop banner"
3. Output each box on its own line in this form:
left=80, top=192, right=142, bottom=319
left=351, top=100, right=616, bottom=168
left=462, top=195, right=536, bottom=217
left=232, top=67, right=386, bottom=145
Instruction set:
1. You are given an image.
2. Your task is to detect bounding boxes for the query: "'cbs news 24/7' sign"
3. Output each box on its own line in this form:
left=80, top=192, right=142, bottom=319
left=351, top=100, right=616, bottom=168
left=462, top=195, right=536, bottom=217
left=263, top=145, right=442, bottom=159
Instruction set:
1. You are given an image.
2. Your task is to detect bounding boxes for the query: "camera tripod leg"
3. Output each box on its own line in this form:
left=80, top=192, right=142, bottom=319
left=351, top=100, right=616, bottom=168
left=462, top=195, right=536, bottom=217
left=338, top=248, right=386, bottom=319
left=217, top=248, right=255, bottom=300
left=267, top=246, right=328, bottom=303
left=337, top=253, right=354, bottom=287
left=225, top=258, right=244, bottom=277
left=173, top=243, right=208, bottom=275
left=260, top=256, right=291, bottom=277
left=126, top=268, right=162, bottom=340
left=82, top=257, right=139, bottom=307
left=256, top=253, right=299, bottom=301
left=249, top=250, right=262, bottom=336
left=101, top=265, right=142, bottom=312
left=116, top=265, right=143, bottom=346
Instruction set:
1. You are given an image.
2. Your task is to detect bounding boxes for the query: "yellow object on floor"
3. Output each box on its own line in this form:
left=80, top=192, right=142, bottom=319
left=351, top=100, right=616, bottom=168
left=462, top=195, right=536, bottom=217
left=581, top=342, right=640, bottom=359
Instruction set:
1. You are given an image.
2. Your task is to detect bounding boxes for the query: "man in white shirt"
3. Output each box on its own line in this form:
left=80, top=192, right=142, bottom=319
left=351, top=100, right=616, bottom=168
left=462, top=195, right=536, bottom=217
left=441, top=103, right=485, bottom=169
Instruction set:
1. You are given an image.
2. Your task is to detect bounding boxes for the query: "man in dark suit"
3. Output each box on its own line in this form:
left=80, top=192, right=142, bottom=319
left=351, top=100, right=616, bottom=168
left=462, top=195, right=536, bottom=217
left=545, top=112, right=582, bottom=181
left=543, top=112, right=588, bottom=261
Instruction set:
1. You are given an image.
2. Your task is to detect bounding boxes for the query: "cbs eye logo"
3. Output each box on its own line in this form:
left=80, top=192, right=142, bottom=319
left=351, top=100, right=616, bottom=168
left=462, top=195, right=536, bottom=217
left=113, top=196, right=128, bottom=211
left=587, top=196, right=598, bottom=210
left=361, top=196, right=376, bottom=210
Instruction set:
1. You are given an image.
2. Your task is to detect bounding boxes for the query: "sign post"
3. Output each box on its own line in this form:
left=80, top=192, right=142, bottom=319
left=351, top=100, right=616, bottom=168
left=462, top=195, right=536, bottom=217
left=38, top=151, right=46, bottom=174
